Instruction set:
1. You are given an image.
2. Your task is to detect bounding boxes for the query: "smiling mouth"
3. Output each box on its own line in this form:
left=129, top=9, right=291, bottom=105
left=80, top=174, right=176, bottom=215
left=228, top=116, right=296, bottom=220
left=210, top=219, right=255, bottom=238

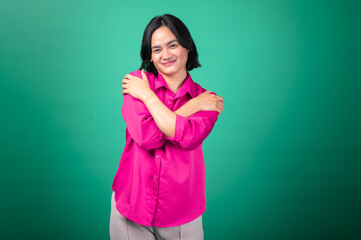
left=162, top=60, right=176, bottom=66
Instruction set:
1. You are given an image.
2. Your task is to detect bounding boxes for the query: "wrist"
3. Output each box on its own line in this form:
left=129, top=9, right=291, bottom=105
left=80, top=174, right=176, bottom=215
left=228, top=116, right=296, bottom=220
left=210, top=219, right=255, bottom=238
left=142, top=90, right=156, bottom=103
left=191, top=97, right=202, bottom=112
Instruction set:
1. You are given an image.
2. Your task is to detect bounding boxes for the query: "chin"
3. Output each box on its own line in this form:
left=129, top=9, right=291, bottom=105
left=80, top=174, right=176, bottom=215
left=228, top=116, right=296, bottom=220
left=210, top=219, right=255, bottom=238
left=158, top=68, right=177, bottom=76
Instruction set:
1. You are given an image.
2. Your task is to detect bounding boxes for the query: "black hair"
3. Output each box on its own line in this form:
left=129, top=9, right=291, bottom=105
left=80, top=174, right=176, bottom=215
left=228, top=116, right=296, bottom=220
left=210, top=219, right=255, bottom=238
left=139, top=14, right=201, bottom=76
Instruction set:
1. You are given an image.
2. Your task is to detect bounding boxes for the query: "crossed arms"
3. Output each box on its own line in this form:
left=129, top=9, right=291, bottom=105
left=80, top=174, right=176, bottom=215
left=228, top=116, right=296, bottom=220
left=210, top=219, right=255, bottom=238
left=121, top=70, right=224, bottom=150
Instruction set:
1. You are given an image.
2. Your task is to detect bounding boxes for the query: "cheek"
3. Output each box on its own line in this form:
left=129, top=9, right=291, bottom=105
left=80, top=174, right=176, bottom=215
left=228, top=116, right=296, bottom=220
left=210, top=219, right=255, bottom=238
left=180, top=50, right=189, bottom=61
left=181, top=52, right=189, bottom=63
left=151, top=54, right=160, bottom=63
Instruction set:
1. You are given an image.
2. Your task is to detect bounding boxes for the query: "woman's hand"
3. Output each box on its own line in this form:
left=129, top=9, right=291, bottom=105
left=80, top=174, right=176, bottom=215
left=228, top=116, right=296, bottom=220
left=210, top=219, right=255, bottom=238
left=122, top=69, right=153, bottom=101
left=193, top=91, right=224, bottom=116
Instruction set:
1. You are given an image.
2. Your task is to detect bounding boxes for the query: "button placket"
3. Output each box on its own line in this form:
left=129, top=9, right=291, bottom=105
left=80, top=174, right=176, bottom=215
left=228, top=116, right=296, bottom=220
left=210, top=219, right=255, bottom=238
left=153, top=179, right=159, bottom=194
left=165, top=93, right=174, bottom=109
left=153, top=153, right=161, bottom=201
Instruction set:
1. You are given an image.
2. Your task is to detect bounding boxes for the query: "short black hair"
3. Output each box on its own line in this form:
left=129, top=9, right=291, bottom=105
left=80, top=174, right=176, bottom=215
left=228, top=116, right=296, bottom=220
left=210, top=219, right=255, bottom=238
left=139, top=14, right=201, bottom=76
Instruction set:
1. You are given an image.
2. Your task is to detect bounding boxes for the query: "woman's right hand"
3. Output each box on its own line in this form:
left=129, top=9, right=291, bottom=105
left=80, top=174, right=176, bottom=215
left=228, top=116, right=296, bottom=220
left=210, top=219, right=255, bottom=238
left=194, top=91, right=224, bottom=116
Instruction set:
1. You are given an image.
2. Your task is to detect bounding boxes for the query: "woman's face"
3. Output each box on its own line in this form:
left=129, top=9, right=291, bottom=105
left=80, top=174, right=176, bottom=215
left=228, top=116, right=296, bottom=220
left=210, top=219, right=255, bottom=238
left=150, top=26, right=189, bottom=78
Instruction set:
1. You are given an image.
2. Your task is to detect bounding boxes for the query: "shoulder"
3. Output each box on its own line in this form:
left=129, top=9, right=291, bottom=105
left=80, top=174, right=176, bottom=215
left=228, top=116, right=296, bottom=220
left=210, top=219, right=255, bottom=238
left=129, top=70, right=142, bottom=78
left=129, top=70, right=153, bottom=79
left=128, top=70, right=155, bottom=86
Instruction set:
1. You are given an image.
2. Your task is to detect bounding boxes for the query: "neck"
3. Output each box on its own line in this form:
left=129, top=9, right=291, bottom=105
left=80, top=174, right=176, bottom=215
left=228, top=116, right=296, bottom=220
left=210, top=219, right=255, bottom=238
left=160, top=70, right=188, bottom=94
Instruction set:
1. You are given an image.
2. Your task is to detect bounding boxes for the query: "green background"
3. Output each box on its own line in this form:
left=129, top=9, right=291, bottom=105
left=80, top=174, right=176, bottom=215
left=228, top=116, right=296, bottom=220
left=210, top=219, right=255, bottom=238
left=1, top=0, right=360, bottom=239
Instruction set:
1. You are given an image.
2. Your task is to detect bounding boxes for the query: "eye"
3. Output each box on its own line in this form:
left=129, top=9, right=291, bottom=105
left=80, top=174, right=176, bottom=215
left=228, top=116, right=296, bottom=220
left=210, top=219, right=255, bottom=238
left=170, top=44, right=177, bottom=48
left=153, top=48, right=161, bottom=53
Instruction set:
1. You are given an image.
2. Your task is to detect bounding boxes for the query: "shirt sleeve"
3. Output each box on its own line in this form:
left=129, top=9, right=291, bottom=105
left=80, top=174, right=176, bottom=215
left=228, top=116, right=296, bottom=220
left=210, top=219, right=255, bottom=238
left=122, top=93, right=165, bottom=150
left=164, top=110, right=218, bottom=150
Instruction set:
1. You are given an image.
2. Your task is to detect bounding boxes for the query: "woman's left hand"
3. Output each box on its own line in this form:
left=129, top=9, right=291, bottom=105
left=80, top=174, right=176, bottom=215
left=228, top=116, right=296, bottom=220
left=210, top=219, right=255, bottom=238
left=122, top=69, right=152, bottom=101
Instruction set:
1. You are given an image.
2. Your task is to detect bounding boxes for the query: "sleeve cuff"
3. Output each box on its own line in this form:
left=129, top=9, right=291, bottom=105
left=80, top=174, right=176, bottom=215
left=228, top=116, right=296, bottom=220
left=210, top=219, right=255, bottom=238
left=164, top=114, right=187, bottom=146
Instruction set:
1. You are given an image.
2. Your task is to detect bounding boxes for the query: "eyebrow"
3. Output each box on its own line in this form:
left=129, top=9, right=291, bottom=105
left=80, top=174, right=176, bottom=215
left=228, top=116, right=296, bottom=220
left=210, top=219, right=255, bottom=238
left=151, top=39, right=178, bottom=49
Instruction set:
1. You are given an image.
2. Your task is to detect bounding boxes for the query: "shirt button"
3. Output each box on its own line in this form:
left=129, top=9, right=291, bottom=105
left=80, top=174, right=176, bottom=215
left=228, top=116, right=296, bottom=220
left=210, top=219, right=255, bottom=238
left=155, top=155, right=160, bottom=159
left=167, top=100, right=172, bottom=105
left=154, top=176, right=158, bottom=180
left=153, top=197, right=157, bottom=200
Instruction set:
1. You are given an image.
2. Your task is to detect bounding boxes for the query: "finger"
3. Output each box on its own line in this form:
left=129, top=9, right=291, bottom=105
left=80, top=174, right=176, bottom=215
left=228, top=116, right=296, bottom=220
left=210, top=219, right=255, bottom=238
left=217, top=96, right=224, bottom=101
left=124, top=74, right=135, bottom=80
left=216, top=107, right=223, bottom=115
left=141, top=69, right=147, bottom=80
left=122, top=78, right=130, bottom=83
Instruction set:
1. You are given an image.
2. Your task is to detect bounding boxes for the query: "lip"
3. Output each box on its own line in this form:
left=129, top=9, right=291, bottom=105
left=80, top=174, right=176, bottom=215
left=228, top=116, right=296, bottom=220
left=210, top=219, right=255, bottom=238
left=162, top=60, right=176, bottom=66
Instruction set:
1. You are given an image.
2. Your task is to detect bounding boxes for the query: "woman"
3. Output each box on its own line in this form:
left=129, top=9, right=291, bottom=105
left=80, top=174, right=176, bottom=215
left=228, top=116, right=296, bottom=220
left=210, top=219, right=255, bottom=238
left=110, top=14, right=224, bottom=240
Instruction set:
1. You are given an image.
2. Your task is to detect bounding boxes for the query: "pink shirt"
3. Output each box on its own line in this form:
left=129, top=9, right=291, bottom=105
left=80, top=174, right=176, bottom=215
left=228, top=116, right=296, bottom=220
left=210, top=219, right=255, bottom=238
left=112, top=70, right=219, bottom=227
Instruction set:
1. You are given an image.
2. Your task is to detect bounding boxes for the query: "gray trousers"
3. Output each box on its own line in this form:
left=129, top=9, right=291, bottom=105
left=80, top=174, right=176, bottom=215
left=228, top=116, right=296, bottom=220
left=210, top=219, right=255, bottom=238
left=109, top=191, right=204, bottom=240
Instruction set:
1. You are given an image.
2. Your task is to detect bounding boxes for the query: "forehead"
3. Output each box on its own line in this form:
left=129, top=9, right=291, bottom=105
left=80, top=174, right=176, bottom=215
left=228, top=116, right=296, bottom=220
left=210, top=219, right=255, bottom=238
left=151, top=26, right=177, bottom=46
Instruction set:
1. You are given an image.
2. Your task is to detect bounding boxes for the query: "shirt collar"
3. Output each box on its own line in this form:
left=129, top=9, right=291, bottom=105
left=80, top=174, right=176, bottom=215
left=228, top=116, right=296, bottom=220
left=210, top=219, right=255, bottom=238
left=154, top=72, right=197, bottom=98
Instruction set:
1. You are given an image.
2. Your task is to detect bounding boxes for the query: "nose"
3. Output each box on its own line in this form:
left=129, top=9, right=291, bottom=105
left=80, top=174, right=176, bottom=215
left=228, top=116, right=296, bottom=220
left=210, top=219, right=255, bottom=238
left=162, top=48, right=170, bottom=60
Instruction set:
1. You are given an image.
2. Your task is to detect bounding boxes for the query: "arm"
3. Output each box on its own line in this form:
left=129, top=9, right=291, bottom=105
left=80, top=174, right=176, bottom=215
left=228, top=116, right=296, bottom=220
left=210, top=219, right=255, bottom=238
left=122, top=70, right=223, bottom=145
left=122, top=90, right=203, bottom=150
left=174, top=97, right=201, bottom=117
left=122, top=93, right=165, bottom=150
left=141, top=91, right=177, bottom=138
left=176, top=90, right=224, bottom=117
left=164, top=110, right=218, bottom=150
left=122, top=92, right=201, bottom=150
left=138, top=92, right=219, bottom=150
